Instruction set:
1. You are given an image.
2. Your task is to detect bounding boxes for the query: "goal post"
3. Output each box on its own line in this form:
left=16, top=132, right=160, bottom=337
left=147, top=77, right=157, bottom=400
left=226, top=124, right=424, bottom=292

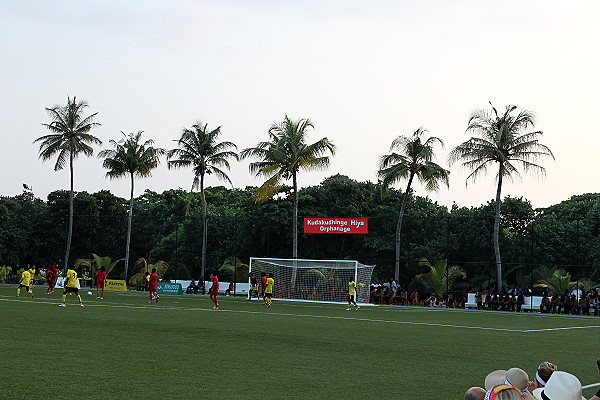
left=249, top=257, right=374, bottom=304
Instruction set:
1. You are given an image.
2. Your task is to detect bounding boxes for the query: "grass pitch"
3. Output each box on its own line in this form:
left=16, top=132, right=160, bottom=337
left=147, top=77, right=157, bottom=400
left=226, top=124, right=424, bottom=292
left=1, top=285, right=599, bottom=399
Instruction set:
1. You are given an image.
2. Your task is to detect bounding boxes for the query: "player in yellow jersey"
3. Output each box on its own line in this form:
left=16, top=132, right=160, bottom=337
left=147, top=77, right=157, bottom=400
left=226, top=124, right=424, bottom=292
left=28, top=266, right=37, bottom=294
left=264, top=273, right=274, bottom=306
left=346, top=279, right=360, bottom=310
left=17, top=269, right=35, bottom=298
left=59, top=267, right=84, bottom=307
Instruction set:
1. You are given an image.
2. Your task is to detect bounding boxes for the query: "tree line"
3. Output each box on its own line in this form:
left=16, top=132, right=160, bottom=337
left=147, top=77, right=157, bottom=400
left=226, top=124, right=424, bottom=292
left=2, top=177, right=599, bottom=292
left=29, top=97, right=556, bottom=289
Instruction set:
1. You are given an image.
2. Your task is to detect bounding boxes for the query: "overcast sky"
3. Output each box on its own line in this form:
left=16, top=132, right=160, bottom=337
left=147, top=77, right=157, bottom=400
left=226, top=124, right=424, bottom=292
left=2, top=0, right=598, bottom=210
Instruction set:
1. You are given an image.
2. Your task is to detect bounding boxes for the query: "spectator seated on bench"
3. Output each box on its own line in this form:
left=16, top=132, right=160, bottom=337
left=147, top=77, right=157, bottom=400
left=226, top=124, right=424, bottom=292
left=186, top=280, right=199, bottom=294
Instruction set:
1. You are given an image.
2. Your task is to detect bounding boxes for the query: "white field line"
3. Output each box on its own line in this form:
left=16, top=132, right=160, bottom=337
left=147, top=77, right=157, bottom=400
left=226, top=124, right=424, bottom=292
left=4, top=296, right=600, bottom=333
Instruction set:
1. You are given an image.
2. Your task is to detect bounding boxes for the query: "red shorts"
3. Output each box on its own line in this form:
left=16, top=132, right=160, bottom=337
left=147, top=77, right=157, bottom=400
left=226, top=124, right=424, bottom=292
left=96, top=281, right=105, bottom=288
left=210, top=289, right=218, bottom=296
left=149, top=286, right=157, bottom=292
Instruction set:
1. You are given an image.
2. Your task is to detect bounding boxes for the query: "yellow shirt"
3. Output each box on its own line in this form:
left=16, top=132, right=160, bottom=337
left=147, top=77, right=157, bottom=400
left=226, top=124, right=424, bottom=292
left=28, top=269, right=36, bottom=281
left=265, top=277, right=274, bottom=294
left=20, top=270, right=31, bottom=286
left=66, top=269, right=78, bottom=288
left=348, top=281, right=357, bottom=296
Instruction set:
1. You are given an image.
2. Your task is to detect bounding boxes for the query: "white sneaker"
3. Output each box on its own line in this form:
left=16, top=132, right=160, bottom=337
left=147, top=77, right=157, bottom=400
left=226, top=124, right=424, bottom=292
left=80, top=304, right=85, bottom=307
left=59, top=304, right=66, bottom=307
left=346, top=308, right=351, bottom=311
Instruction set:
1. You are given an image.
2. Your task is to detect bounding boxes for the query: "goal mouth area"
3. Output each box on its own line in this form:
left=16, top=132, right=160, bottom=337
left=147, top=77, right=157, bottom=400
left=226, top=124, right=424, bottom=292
left=248, top=257, right=375, bottom=304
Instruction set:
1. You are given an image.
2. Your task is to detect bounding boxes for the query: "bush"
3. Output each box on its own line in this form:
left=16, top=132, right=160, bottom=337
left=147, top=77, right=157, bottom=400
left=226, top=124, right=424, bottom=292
left=0, top=266, right=13, bottom=283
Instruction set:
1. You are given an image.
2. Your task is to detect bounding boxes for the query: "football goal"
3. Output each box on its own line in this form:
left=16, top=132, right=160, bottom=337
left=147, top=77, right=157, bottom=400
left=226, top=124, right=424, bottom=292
left=249, top=257, right=374, bottom=304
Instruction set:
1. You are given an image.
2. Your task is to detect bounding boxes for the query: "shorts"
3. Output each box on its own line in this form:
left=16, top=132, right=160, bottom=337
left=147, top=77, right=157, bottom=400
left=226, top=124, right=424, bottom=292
left=264, top=292, right=273, bottom=298
left=149, top=286, right=157, bottom=292
left=63, top=287, right=79, bottom=295
left=96, top=281, right=105, bottom=288
left=18, top=284, right=30, bottom=289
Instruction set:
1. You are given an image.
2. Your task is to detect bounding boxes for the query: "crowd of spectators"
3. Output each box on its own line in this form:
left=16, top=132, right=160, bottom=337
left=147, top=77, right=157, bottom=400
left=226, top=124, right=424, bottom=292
left=464, top=359, right=600, bottom=400
left=539, top=288, right=600, bottom=316
left=370, top=279, right=600, bottom=315
left=368, top=280, right=467, bottom=307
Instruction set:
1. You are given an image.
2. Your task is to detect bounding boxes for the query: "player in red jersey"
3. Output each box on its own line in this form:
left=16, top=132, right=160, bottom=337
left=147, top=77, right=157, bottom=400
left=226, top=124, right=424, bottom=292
left=148, top=268, right=159, bottom=303
left=45, top=264, right=59, bottom=294
left=260, top=272, right=267, bottom=299
left=95, top=266, right=107, bottom=299
left=209, top=272, right=219, bottom=309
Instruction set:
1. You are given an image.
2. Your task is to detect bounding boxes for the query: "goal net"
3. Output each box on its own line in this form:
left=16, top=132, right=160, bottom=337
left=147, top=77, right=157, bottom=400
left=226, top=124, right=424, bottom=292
left=249, top=257, right=374, bottom=304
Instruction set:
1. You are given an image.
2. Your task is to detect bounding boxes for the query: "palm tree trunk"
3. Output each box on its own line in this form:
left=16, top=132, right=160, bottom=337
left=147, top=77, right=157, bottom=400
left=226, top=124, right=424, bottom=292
left=394, top=174, right=414, bottom=282
left=64, top=153, right=74, bottom=272
left=290, top=172, right=299, bottom=288
left=292, top=172, right=298, bottom=259
left=200, top=174, right=207, bottom=285
left=494, top=164, right=503, bottom=290
left=123, top=173, right=134, bottom=280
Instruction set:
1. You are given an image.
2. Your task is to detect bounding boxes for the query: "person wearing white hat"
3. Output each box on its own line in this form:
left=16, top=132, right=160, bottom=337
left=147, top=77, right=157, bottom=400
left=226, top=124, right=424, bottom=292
left=532, top=371, right=586, bottom=400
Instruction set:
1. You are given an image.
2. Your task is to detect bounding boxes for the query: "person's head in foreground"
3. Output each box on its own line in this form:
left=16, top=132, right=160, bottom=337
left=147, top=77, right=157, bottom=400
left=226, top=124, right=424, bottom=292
left=535, top=361, right=558, bottom=388
left=464, top=386, right=486, bottom=400
left=486, top=370, right=507, bottom=391
left=532, top=371, right=585, bottom=400
left=484, top=385, right=525, bottom=400
left=505, top=367, right=530, bottom=393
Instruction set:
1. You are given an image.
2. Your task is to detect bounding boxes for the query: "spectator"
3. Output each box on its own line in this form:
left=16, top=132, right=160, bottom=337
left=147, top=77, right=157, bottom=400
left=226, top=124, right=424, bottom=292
left=532, top=371, right=585, bottom=400
left=225, top=281, right=234, bottom=296
left=464, top=387, right=485, bottom=400
left=424, top=294, right=436, bottom=307
left=533, top=361, right=558, bottom=389
left=504, top=368, right=535, bottom=400
left=410, top=290, right=419, bottom=305
left=486, top=370, right=507, bottom=391
left=186, top=280, right=198, bottom=294
left=484, top=385, right=527, bottom=399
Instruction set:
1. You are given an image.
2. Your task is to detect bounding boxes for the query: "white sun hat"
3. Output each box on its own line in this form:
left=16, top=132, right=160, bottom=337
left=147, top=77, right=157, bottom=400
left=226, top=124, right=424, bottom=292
left=532, top=371, right=585, bottom=400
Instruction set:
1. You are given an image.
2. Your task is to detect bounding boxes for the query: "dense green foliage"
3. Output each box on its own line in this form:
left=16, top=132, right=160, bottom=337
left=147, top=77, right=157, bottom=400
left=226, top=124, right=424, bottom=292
left=1, top=176, right=599, bottom=289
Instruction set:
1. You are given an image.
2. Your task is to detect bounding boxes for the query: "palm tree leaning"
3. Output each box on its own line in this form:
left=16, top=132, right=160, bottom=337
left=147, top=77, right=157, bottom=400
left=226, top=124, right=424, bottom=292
left=167, top=121, right=238, bottom=284
left=448, top=103, right=554, bottom=290
left=241, top=115, right=336, bottom=260
left=98, top=131, right=165, bottom=279
left=35, top=96, right=101, bottom=271
left=377, top=128, right=449, bottom=282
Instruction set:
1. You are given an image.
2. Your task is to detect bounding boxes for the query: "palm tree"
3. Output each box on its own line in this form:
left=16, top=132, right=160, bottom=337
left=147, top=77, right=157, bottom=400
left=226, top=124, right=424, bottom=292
left=377, top=128, right=449, bottom=282
left=167, top=121, right=238, bottom=284
left=534, top=269, right=577, bottom=295
left=98, top=131, right=166, bottom=279
left=241, top=115, right=336, bottom=259
left=129, top=258, right=169, bottom=286
left=74, top=253, right=125, bottom=276
left=415, top=258, right=466, bottom=298
left=34, top=96, right=101, bottom=271
left=448, top=103, right=554, bottom=289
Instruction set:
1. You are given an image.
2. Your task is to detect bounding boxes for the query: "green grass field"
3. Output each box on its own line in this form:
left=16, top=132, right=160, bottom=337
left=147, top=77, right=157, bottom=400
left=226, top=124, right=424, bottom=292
left=1, top=285, right=599, bottom=400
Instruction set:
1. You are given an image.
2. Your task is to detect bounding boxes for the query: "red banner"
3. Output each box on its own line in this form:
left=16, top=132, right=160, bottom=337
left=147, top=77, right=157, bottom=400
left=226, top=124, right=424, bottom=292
left=304, top=218, right=368, bottom=234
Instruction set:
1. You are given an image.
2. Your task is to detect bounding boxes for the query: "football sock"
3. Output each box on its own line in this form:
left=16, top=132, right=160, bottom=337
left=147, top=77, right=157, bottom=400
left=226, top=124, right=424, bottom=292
left=62, top=294, right=66, bottom=303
